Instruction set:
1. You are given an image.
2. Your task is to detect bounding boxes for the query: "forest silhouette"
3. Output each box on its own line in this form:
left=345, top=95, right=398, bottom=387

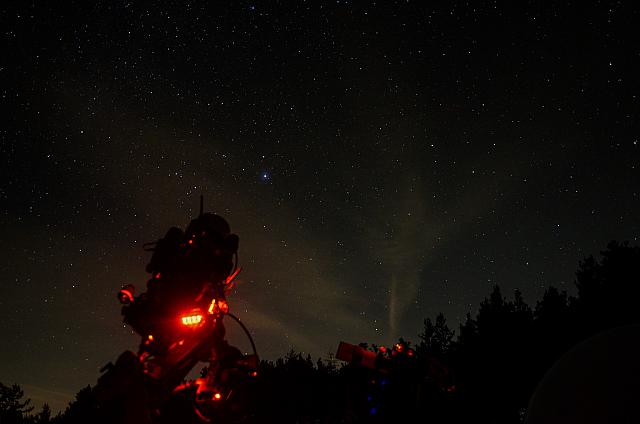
left=2, top=241, right=639, bottom=423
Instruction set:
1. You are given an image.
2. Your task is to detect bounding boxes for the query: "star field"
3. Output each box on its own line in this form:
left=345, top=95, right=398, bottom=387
left=1, top=0, right=639, bottom=412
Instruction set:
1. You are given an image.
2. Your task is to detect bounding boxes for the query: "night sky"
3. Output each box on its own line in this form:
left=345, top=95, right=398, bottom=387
left=1, top=1, right=639, bottom=412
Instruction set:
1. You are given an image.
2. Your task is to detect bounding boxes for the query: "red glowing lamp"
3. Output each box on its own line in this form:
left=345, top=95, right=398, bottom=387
left=181, top=314, right=203, bottom=326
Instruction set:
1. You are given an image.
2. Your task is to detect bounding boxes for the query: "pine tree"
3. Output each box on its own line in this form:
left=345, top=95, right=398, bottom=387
left=0, top=382, right=34, bottom=423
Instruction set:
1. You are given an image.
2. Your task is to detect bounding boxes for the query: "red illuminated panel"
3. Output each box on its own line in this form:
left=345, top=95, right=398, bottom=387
left=181, top=314, right=203, bottom=326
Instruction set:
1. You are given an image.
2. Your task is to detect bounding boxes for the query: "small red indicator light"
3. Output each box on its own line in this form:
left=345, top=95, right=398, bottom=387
left=207, top=299, right=228, bottom=315
left=218, top=299, right=229, bottom=314
left=118, top=288, right=134, bottom=304
left=213, top=393, right=222, bottom=400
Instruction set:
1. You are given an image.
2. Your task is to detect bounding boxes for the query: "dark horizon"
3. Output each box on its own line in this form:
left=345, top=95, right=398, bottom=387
left=2, top=1, right=639, bottom=414
left=3, top=240, right=640, bottom=423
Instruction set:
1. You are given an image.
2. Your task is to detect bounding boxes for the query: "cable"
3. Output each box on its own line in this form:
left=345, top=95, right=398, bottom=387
left=233, top=251, right=239, bottom=274
left=226, top=312, right=259, bottom=368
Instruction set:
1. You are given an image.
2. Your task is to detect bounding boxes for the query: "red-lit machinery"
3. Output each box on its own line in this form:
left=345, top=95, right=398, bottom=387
left=95, top=200, right=258, bottom=423
left=336, top=340, right=455, bottom=420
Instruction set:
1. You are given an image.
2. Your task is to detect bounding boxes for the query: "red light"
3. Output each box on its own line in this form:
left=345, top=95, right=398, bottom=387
left=188, top=239, right=194, bottom=245
left=213, top=393, right=222, bottom=400
left=217, top=299, right=229, bottom=314
left=225, top=267, right=241, bottom=285
left=379, top=346, right=387, bottom=353
left=250, top=371, right=258, bottom=377
left=118, top=289, right=134, bottom=304
left=181, top=314, right=203, bottom=326
left=207, top=298, right=228, bottom=315
left=155, top=272, right=161, bottom=279
left=148, top=335, right=154, bottom=341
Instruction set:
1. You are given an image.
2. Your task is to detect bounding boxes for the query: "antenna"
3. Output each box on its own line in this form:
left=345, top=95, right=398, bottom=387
left=199, top=195, right=204, bottom=217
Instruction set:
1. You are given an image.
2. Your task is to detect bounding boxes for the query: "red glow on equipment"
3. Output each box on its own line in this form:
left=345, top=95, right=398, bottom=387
left=118, top=285, right=135, bottom=304
left=181, top=314, right=203, bottom=326
left=121, top=290, right=133, bottom=301
left=225, top=267, right=241, bottom=285
left=217, top=299, right=229, bottom=314
left=207, top=298, right=228, bottom=315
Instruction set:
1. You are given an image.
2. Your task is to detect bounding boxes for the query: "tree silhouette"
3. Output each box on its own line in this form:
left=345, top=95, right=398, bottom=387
left=32, top=404, right=51, bottom=424
left=418, top=312, right=455, bottom=357
left=0, top=383, right=34, bottom=424
left=574, top=241, right=640, bottom=333
left=56, top=386, right=100, bottom=424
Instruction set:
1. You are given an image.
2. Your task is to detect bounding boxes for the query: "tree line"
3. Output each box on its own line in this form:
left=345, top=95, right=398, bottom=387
left=2, top=241, right=638, bottom=423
